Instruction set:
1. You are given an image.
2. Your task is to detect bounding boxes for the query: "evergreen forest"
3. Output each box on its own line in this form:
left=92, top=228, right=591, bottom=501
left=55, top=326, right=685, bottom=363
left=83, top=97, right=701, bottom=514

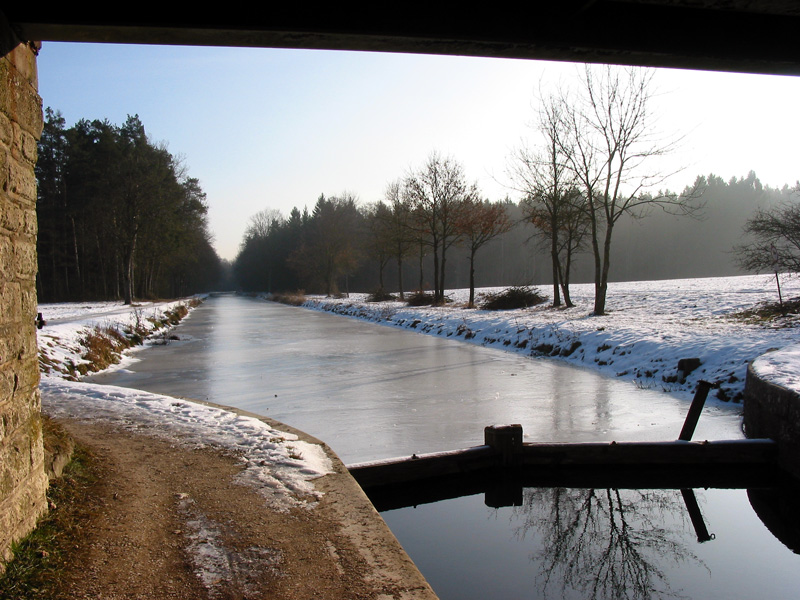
left=36, top=109, right=224, bottom=303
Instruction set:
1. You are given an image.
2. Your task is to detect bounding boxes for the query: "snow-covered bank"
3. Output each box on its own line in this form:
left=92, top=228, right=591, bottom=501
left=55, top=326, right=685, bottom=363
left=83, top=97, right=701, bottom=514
left=37, top=297, right=333, bottom=508
left=37, top=298, right=198, bottom=380
left=293, top=274, right=800, bottom=406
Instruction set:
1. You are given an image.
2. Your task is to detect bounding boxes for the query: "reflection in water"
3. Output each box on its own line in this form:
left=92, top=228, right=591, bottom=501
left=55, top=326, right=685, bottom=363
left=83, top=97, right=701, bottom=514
left=513, top=488, right=704, bottom=600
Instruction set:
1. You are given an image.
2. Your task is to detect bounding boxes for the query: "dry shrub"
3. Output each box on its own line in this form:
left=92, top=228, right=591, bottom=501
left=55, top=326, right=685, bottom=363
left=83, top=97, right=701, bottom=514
left=367, top=288, right=396, bottom=302
left=406, top=291, right=435, bottom=307
left=80, top=326, right=133, bottom=374
left=481, top=286, right=547, bottom=310
left=272, top=291, right=307, bottom=306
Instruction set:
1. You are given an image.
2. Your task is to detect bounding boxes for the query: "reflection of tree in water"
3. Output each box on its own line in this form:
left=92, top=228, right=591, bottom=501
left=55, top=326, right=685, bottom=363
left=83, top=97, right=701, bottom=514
left=512, top=488, right=706, bottom=600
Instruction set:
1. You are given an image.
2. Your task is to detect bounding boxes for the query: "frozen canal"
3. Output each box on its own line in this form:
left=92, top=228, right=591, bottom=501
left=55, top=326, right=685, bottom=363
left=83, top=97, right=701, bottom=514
left=90, top=294, right=741, bottom=463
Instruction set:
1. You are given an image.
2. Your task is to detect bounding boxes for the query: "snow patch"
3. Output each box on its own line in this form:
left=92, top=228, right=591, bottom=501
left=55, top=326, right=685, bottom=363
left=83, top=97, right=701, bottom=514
left=41, top=378, right=333, bottom=510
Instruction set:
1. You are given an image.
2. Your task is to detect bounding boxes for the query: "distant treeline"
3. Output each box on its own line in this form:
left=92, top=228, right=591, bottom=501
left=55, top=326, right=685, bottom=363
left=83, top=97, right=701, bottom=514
left=234, top=170, right=796, bottom=296
left=36, top=109, right=225, bottom=303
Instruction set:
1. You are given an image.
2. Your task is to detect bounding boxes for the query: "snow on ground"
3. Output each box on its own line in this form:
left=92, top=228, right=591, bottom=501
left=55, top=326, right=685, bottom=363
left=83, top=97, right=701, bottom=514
left=295, top=274, right=800, bottom=406
left=41, top=378, right=332, bottom=509
left=37, top=298, right=332, bottom=509
left=37, top=299, right=192, bottom=379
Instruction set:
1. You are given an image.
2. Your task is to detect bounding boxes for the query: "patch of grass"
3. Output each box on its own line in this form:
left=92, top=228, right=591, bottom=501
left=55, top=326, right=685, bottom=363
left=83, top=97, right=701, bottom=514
left=0, top=441, right=99, bottom=600
left=80, top=326, right=134, bottom=374
left=730, top=296, right=800, bottom=326
left=481, top=286, right=547, bottom=310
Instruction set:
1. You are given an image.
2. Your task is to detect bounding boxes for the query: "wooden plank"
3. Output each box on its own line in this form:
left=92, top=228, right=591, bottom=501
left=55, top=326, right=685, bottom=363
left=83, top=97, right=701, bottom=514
left=348, top=439, right=778, bottom=489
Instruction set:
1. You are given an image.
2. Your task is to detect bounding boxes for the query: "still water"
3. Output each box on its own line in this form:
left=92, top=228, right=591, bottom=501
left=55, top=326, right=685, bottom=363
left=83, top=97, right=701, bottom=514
left=91, top=295, right=740, bottom=462
left=90, top=295, right=800, bottom=599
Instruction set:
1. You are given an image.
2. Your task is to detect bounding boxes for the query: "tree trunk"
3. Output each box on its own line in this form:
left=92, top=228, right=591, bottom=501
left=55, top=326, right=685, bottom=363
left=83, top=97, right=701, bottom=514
left=468, top=248, right=476, bottom=308
left=549, top=211, right=561, bottom=307
left=432, top=243, right=440, bottom=303
left=122, top=234, right=137, bottom=305
left=396, top=255, right=405, bottom=300
left=418, top=242, right=425, bottom=291
left=438, top=240, right=447, bottom=305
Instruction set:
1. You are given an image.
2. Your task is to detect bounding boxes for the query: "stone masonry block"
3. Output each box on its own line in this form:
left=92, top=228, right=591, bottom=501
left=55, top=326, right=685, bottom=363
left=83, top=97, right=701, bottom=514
left=0, top=281, right=21, bottom=325
left=0, top=195, right=23, bottom=233
left=0, top=146, right=7, bottom=193
left=1, top=25, right=47, bottom=570
left=13, top=236, right=36, bottom=279
left=0, top=466, right=47, bottom=564
left=14, top=360, right=40, bottom=400
left=0, top=235, right=10, bottom=280
left=21, top=203, right=36, bottom=236
left=0, top=328, right=26, bottom=368
left=8, top=156, right=37, bottom=203
left=21, top=285, right=36, bottom=321
left=0, top=57, right=43, bottom=139
left=18, top=125, right=37, bottom=164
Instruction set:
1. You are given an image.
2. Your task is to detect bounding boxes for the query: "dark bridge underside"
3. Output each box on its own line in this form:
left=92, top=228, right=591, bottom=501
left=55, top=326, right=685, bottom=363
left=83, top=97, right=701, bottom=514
left=4, top=1, right=800, bottom=76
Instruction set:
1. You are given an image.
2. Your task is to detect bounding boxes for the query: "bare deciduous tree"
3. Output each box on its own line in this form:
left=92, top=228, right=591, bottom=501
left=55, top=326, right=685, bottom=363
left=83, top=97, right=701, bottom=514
left=509, top=92, right=589, bottom=308
left=405, top=152, right=477, bottom=304
left=735, top=197, right=800, bottom=274
left=564, top=65, right=702, bottom=315
left=455, top=199, right=514, bottom=308
left=382, top=180, right=415, bottom=300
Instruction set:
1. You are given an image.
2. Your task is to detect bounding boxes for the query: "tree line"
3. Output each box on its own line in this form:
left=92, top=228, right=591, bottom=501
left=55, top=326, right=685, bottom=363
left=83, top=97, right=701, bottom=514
left=234, top=154, right=517, bottom=308
left=36, top=110, right=224, bottom=303
left=235, top=65, right=800, bottom=313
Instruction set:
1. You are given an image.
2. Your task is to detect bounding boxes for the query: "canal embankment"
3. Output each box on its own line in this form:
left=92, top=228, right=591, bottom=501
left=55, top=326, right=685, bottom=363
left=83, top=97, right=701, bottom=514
left=291, top=274, right=800, bottom=407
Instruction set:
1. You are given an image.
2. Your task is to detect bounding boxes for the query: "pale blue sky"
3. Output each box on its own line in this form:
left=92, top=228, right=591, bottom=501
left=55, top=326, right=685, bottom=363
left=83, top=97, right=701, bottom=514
left=37, top=42, right=800, bottom=260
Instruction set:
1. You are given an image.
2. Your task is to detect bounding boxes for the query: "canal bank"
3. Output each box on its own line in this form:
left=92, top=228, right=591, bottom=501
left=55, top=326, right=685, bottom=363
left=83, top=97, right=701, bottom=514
left=40, top=380, right=438, bottom=599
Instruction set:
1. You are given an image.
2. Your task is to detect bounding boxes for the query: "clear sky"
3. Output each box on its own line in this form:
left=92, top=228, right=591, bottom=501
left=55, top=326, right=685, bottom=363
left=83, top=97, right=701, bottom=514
left=36, top=42, right=800, bottom=260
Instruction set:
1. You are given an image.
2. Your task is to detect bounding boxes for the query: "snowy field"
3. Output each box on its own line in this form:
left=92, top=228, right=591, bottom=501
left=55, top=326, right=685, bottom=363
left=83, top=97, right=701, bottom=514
left=298, top=274, right=800, bottom=406
left=37, top=298, right=333, bottom=509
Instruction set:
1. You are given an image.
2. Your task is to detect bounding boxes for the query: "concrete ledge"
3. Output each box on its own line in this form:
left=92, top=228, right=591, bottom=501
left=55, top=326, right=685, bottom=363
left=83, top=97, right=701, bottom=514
left=191, top=399, right=438, bottom=599
left=744, top=361, right=800, bottom=478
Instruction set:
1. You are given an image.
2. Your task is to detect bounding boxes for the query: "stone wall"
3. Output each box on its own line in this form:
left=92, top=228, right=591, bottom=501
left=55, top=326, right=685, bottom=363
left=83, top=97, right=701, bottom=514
left=0, top=14, right=48, bottom=569
left=744, top=362, right=800, bottom=479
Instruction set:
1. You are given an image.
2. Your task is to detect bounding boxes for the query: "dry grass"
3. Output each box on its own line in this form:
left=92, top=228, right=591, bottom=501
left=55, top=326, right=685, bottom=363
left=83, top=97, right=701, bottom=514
left=271, top=291, right=307, bottom=306
left=730, top=296, right=800, bottom=327
left=405, top=291, right=435, bottom=307
left=0, top=427, right=99, bottom=600
left=481, top=286, right=547, bottom=310
left=78, top=326, right=134, bottom=375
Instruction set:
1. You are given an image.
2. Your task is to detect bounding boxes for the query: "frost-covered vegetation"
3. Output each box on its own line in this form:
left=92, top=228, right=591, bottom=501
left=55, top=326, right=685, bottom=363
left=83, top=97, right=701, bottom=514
left=37, top=298, right=200, bottom=380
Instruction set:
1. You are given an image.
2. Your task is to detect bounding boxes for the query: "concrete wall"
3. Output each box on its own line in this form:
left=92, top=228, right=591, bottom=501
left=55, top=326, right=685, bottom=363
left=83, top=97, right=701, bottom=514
left=0, top=14, right=48, bottom=569
left=744, top=362, right=800, bottom=479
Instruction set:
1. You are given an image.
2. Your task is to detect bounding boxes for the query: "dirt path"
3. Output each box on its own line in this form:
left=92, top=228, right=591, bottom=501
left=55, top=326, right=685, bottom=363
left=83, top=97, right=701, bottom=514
left=52, top=418, right=435, bottom=600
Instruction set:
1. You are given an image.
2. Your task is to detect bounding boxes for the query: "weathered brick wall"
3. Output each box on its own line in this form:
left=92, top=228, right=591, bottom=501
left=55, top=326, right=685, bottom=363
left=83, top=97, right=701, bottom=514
left=0, top=14, right=48, bottom=569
